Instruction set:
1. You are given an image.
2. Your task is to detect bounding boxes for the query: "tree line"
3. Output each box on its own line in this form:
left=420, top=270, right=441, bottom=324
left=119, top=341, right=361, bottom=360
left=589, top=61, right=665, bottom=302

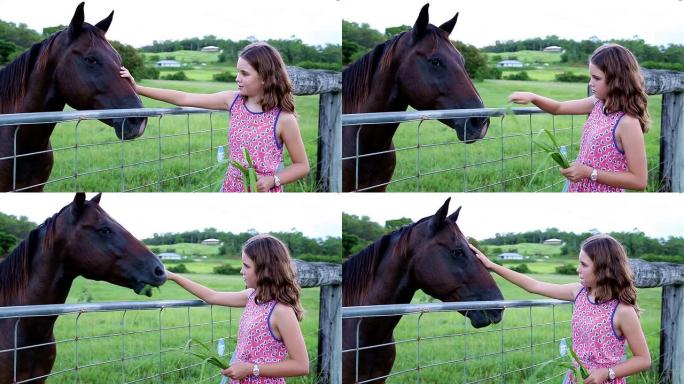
left=343, top=213, right=684, bottom=263
left=144, top=229, right=341, bottom=263
left=0, top=212, right=37, bottom=256
left=0, top=19, right=341, bottom=71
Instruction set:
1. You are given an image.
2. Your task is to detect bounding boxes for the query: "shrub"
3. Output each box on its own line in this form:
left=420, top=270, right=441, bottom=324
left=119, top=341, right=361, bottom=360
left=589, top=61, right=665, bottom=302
left=511, top=263, right=531, bottom=273
left=505, top=71, right=530, bottom=81
left=167, top=263, right=189, bottom=273
left=555, top=71, right=590, bottom=83
left=296, top=61, right=342, bottom=71
left=556, top=264, right=577, bottom=275
left=213, top=264, right=242, bottom=275
left=213, top=71, right=235, bottom=82
left=162, top=71, right=188, bottom=81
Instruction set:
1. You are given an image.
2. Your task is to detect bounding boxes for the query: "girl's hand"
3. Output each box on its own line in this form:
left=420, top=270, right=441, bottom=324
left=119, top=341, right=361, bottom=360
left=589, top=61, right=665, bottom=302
left=508, top=92, right=536, bottom=105
left=256, top=175, right=275, bottom=192
left=469, top=244, right=495, bottom=269
left=222, top=362, right=252, bottom=380
left=164, top=270, right=177, bottom=281
left=119, top=66, right=137, bottom=89
left=559, top=163, right=592, bottom=182
left=583, top=368, right=609, bottom=384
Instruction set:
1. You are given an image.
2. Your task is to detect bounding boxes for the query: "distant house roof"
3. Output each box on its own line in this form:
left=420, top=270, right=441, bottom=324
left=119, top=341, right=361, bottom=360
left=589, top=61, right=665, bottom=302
left=201, top=238, right=221, bottom=245
left=498, top=252, right=524, bottom=259
left=154, top=60, right=181, bottom=68
left=543, top=238, right=563, bottom=245
left=158, top=252, right=182, bottom=260
left=200, top=45, right=220, bottom=52
left=543, top=46, right=562, bottom=52
left=496, top=60, right=523, bottom=67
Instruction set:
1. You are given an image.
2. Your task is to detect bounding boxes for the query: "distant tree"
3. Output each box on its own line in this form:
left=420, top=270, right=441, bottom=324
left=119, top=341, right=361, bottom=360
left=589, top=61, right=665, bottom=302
left=109, top=40, right=149, bottom=79
left=384, top=25, right=411, bottom=38
left=0, top=232, right=18, bottom=255
left=384, top=217, right=412, bottom=232
left=0, top=39, right=19, bottom=64
left=42, top=25, right=65, bottom=37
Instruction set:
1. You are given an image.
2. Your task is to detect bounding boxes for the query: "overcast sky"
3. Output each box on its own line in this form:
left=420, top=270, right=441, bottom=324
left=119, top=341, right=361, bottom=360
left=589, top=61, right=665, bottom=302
left=342, top=193, right=684, bottom=240
left=0, top=0, right=341, bottom=47
left=0, top=193, right=341, bottom=240
left=342, top=0, right=683, bottom=48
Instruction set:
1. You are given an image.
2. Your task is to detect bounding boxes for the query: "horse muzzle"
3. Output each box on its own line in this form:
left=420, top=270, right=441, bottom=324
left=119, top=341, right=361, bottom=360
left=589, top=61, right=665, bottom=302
left=113, top=117, right=147, bottom=140
left=462, top=307, right=503, bottom=328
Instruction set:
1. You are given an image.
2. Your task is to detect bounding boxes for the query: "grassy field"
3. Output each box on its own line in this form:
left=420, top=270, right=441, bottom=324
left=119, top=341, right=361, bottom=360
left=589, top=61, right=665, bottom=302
left=150, top=243, right=223, bottom=258
left=44, top=79, right=322, bottom=192
left=47, top=273, right=324, bottom=383
left=359, top=273, right=663, bottom=383
left=385, top=79, right=663, bottom=192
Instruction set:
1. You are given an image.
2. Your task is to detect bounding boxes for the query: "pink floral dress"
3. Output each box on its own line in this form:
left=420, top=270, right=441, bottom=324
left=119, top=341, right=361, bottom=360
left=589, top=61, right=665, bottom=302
left=568, top=98, right=627, bottom=192
left=564, top=287, right=627, bottom=384
left=222, top=95, right=284, bottom=192
left=231, top=289, right=288, bottom=384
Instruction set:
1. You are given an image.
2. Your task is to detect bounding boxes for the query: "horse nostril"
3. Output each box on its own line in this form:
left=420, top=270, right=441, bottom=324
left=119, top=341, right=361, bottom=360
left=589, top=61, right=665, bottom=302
left=154, top=266, right=165, bottom=276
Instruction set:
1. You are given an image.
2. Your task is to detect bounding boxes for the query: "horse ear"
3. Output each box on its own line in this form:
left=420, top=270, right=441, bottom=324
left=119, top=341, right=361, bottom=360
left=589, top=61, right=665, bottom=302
left=90, top=193, right=102, bottom=205
left=429, top=197, right=450, bottom=234
left=72, top=192, right=86, bottom=218
left=439, top=12, right=459, bottom=35
left=68, top=2, right=85, bottom=39
left=95, top=10, right=114, bottom=33
left=448, top=206, right=462, bottom=222
left=412, top=3, right=430, bottom=42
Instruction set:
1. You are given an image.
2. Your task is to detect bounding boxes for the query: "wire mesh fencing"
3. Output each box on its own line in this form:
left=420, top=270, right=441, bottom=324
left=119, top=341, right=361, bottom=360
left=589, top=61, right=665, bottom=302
left=342, top=105, right=664, bottom=192
left=0, top=299, right=324, bottom=384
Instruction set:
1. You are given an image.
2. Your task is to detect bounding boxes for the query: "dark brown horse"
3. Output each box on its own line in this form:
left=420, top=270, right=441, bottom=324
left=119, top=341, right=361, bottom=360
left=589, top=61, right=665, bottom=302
left=342, top=198, right=503, bottom=383
left=0, top=3, right=147, bottom=191
left=342, top=4, right=489, bottom=192
left=0, top=193, right=166, bottom=384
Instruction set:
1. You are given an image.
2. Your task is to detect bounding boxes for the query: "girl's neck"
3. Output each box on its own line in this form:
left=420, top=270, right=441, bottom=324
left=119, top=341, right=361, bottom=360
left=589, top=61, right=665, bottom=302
left=244, top=95, right=264, bottom=112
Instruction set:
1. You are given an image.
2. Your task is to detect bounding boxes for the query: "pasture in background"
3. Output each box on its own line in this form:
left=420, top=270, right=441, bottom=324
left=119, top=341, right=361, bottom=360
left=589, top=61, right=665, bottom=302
left=47, top=273, right=324, bottom=384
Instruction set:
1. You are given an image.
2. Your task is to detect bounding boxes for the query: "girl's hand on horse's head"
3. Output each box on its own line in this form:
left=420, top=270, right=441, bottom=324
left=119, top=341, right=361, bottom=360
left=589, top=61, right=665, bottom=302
left=508, top=92, right=535, bottom=105
left=223, top=362, right=251, bottom=380
left=469, top=244, right=493, bottom=269
left=559, top=163, right=592, bottom=183
left=256, top=175, right=275, bottom=192
left=164, top=270, right=176, bottom=281
left=119, top=66, right=137, bottom=88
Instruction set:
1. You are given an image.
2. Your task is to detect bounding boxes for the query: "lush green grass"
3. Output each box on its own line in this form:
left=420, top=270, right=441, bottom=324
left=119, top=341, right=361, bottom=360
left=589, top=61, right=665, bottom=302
left=142, top=50, right=222, bottom=65
left=150, top=243, right=223, bottom=258
left=376, top=274, right=663, bottom=383
left=485, top=243, right=564, bottom=258
left=45, top=79, right=322, bottom=192
left=48, top=274, right=323, bottom=383
left=386, top=79, right=663, bottom=192
left=486, top=50, right=564, bottom=65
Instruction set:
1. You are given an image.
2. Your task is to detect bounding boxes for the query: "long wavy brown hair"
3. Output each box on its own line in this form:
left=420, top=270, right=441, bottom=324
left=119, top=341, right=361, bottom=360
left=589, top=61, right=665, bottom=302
left=239, top=42, right=295, bottom=113
left=590, top=43, right=650, bottom=132
left=581, top=234, right=639, bottom=312
left=243, top=234, right=303, bottom=321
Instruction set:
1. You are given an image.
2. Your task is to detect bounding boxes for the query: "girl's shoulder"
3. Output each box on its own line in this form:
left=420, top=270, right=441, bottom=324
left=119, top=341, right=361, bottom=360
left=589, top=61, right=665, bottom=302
left=615, top=114, right=642, bottom=136
left=270, top=302, right=297, bottom=323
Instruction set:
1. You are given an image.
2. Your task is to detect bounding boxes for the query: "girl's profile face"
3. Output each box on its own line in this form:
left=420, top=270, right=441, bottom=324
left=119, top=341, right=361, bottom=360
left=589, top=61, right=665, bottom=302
left=236, top=57, right=264, bottom=98
left=240, top=253, right=258, bottom=289
left=588, top=62, right=608, bottom=100
left=577, top=250, right=597, bottom=289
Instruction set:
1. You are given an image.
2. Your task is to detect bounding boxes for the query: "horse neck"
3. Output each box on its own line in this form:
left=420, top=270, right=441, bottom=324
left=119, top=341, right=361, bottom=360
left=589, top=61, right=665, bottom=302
left=23, top=226, right=76, bottom=306
left=367, top=235, right=417, bottom=306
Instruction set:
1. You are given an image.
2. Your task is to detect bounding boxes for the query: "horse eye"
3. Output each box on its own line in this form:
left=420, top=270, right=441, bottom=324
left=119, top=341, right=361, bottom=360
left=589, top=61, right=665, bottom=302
left=450, top=249, right=463, bottom=257
left=84, top=56, right=98, bottom=65
left=429, top=58, right=442, bottom=68
left=97, top=227, right=112, bottom=235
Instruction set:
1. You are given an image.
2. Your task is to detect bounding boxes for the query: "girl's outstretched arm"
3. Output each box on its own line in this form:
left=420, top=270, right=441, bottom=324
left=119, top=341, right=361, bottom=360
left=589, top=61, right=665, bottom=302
left=584, top=304, right=651, bottom=384
left=256, top=113, right=310, bottom=192
left=470, top=244, right=580, bottom=301
left=509, top=92, right=594, bottom=115
left=223, top=304, right=309, bottom=379
left=120, top=67, right=237, bottom=110
left=166, top=271, right=249, bottom=307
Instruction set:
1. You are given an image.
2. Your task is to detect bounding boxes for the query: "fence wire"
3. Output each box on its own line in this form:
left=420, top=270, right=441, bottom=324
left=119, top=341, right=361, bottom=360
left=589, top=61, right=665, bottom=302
left=342, top=107, right=664, bottom=192
left=343, top=297, right=667, bottom=384
left=0, top=298, right=323, bottom=384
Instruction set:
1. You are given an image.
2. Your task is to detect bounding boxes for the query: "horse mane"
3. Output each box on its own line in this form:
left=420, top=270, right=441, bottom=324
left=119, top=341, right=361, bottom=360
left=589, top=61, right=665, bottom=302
left=342, top=217, right=425, bottom=306
left=0, top=32, right=61, bottom=114
left=342, top=32, right=407, bottom=113
left=0, top=206, right=65, bottom=305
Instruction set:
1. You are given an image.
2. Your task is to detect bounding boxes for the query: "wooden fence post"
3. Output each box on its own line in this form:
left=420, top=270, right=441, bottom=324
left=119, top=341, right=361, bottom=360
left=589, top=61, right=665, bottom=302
left=659, top=91, right=684, bottom=192
left=294, top=259, right=342, bottom=384
left=318, top=91, right=341, bottom=192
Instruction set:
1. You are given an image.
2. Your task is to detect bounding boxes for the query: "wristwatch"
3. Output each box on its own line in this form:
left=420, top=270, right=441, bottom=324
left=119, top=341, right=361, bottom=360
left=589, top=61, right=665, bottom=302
left=608, top=367, right=616, bottom=380
left=273, top=174, right=281, bottom=188
left=590, top=168, right=598, bottom=182
left=252, top=364, right=260, bottom=377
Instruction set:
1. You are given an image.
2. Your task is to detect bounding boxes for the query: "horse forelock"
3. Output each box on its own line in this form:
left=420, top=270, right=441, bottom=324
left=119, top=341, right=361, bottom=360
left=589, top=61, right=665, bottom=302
left=343, top=221, right=417, bottom=306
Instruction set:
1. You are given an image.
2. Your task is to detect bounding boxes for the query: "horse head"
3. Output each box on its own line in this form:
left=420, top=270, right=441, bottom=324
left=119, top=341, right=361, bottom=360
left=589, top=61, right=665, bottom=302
left=53, top=2, right=146, bottom=139
left=395, top=4, right=489, bottom=143
left=56, top=192, right=166, bottom=294
left=408, top=198, right=503, bottom=328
